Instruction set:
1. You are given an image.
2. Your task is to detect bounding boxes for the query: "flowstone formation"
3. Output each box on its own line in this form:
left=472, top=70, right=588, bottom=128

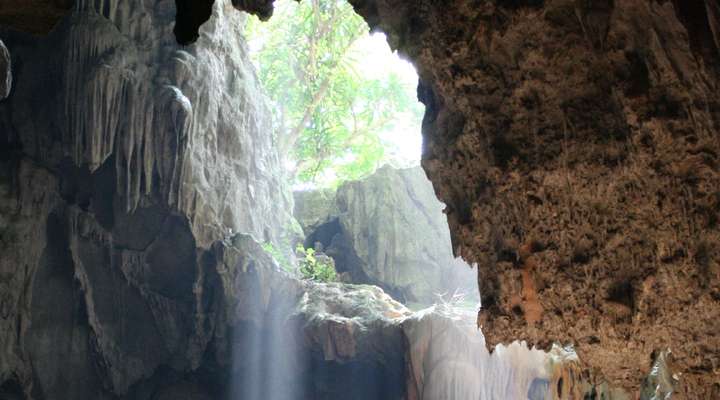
left=295, top=166, right=477, bottom=305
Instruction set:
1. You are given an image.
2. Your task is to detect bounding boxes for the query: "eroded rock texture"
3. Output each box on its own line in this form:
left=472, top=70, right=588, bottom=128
left=344, top=0, right=720, bottom=396
left=296, top=166, right=477, bottom=305
left=296, top=282, right=560, bottom=400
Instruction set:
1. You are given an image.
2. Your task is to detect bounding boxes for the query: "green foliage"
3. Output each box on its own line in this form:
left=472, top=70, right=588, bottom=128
left=261, top=242, right=293, bottom=273
left=296, top=244, right=337, bottom=282
left=245, top=0, right=422, bottom=186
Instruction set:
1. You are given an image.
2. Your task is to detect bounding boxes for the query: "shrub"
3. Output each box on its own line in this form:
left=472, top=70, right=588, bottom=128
left=296, top=244, right=337, bottom=282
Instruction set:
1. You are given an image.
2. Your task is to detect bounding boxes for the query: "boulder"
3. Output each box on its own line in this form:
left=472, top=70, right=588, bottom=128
left=296, top=166, right=478, bottom=305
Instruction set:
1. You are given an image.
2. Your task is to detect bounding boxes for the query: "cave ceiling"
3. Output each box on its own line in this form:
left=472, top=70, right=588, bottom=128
left=1, top=0, right=719, bottom=397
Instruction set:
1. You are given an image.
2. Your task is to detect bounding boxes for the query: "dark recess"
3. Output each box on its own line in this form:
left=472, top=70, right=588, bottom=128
left=498, top=0, right=544, bottom=9
left=0, top=378, right=25, bottom=400
left=304, top=218, right=342, bottom=250
left=607, top=280, right=634, bottom=310
left=57, top=157, right=116, bottom=230
left=174, top=0, right=214, bottom=45
left=173, top=0, right=276, bottom=45
left=671, top=0, right=720, bottom=68
left=492, top=134, right=521, bottom=168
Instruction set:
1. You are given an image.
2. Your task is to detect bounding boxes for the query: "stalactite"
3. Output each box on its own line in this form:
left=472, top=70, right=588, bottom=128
left=61, top=14, right=127, bottom=171
left=0, top=39, right=11, bottom=100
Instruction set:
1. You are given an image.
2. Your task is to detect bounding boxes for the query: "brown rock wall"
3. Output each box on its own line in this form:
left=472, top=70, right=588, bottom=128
left=346, top=0, right=720, bottom=396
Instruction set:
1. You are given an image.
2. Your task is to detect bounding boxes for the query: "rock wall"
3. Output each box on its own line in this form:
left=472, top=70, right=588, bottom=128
left=2, top=2, right=552, bottom=399
left=344, top=0, right=720, bottom=397
left=0, top=0, right=299, bottom=398
left=293, top=187, right=338, bottom=235
left=296, top=166, right=477, bottom=305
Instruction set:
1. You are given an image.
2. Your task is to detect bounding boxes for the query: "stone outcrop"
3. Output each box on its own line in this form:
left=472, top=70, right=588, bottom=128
left=0, top=39, right=9, bottom=99
left=296, top=166, right=477, bottom=305
left=337, top=0, right=720, bottom=396
left=295, top=281, right=566, bottom=400
left=293, top=282, right=410, bottom=399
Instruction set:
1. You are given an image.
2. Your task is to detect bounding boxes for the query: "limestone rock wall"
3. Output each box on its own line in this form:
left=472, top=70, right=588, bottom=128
left=344, top=0, right=720, bottom=396
left=0, top=0, right=297, bottom=397
left=293, top=187, right=339, bottom=235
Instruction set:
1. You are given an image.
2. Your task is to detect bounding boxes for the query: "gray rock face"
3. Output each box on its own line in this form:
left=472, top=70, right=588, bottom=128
left=0, top=39, right=9, bottom=99
left=293, top=282, right=410, bottom=400
left=0, top=0, right=297, bottom=398
left=293, top=188, right=339, bottom=236
left=296, top=166, right=477, bottom=305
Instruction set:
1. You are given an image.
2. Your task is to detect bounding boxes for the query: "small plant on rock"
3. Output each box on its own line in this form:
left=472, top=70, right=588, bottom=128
left=296, top=244, right=337, bottom=283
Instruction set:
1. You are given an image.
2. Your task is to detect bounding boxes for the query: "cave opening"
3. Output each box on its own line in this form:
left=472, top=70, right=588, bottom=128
left=244, top=0, right=424, bottom=188
left=243, top=0, right=488, bottom=307
left=228, top=1, right=566, bottom=399
left=0, top=0, right=716, bottom=397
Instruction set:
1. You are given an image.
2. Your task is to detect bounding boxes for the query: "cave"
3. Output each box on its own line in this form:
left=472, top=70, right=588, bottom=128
left=1, top=0, right=719, bottom=399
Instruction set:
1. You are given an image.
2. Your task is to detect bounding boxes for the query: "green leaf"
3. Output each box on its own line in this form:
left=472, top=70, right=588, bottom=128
left=245, top=0, right=422, bottom=187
